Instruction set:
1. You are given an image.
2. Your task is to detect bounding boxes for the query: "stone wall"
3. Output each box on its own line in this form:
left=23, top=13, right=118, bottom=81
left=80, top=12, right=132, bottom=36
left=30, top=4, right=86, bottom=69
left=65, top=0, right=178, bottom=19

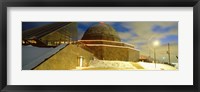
left=86, top=46, right=139, bottom=62
left=34, top=44, right=94, bottom=70
left=102, top=46, right=129, bottom=61
left=128, top=49, right=140, bottom=62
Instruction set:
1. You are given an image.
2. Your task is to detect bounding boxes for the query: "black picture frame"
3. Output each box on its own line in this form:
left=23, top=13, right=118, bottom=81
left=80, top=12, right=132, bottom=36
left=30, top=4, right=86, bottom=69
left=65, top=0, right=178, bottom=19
left=0, top=0, right=199, bottom=92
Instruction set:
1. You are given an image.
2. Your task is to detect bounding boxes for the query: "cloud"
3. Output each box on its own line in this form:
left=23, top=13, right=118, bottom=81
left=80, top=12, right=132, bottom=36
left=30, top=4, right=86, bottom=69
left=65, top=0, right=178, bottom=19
left=160, top=35, right=178, bottom=45
left=124, top=22, right=178, bottom=44
left=109, top=22, right=131, bottom=32
left=152, top=24, right=177, bottom=33
left=109, top=22, right=138, bottom=44
left=118, top=31, right=138, bottom=42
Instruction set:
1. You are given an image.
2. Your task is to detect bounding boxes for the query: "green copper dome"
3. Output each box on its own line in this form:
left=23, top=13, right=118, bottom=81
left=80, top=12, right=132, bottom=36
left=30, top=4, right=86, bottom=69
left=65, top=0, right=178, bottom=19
left=81, top=23, right=121, bottom=42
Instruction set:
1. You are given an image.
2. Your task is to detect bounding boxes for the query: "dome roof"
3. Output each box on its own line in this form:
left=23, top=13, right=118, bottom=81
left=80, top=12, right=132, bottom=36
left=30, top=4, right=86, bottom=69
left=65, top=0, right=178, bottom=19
left=81, top=23, right=121, bottom=41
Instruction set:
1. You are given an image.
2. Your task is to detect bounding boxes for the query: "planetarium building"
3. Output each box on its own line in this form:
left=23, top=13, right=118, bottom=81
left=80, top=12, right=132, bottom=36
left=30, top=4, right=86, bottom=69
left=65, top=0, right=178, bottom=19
left=78, top=23, right=139, bottom=62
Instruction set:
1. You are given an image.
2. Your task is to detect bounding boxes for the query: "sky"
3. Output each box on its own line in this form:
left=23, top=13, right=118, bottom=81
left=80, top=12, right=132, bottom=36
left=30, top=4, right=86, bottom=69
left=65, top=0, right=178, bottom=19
left=22, top=22, right=178, bottom=63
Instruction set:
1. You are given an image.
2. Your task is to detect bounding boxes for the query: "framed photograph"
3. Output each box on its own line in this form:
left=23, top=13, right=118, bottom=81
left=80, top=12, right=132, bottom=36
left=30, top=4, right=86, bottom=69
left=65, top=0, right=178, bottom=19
left=0, top=0, right=199, bottom=92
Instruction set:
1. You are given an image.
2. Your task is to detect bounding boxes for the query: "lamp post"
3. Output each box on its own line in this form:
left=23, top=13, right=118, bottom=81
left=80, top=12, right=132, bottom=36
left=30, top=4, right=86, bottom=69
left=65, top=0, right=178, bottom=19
left=147, top=34, right=158, bottom=63
left=153, top=40, right=160, bottom=69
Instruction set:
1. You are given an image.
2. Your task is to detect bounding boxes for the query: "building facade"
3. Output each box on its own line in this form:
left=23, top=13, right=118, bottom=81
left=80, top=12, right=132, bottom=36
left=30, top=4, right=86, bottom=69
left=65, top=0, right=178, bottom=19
left=22, top=22, right=77, bottom=47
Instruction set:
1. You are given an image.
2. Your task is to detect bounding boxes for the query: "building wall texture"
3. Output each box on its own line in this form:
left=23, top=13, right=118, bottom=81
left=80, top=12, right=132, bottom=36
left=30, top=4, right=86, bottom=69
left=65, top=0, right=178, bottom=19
left=128, top=49, right=140, bottom=62
left=34, top=44, right=94, bottom=70
left=84, top=46, right=139, bottom=62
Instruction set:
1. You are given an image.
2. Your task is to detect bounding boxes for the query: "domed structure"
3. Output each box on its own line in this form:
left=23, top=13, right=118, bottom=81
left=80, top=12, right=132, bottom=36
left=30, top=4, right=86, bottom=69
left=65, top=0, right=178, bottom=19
left=81, top=23, right=121, bottom=41
left=78, top=23, right=139, bottom=62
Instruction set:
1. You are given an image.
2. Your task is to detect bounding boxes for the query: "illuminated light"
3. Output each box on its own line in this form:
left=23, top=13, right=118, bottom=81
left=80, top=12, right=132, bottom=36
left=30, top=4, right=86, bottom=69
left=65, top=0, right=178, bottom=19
left=54, top=41, right=59, bottom=44
left=48, top=42, right=53, bottom=45
left=153, top=40, right=160, bottom=47
left=28, top=40, right=37, bottom=44
left=162, top=57, right=165, bottom=59
left=79, top=56, right=83, bottom=67
left=61, top=41, right=64, bottom=44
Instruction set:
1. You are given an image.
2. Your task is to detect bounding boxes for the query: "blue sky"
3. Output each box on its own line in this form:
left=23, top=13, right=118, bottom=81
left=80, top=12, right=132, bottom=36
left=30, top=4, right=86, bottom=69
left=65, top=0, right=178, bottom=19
left=22, top=22, right=178, bottom=62
left=22, top=22, right=52, bottom=31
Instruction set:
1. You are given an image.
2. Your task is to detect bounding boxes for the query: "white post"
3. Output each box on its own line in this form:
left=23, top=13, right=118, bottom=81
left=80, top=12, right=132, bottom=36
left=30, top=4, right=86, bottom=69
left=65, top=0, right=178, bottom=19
left=80, top=56, right=83, bottom=67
